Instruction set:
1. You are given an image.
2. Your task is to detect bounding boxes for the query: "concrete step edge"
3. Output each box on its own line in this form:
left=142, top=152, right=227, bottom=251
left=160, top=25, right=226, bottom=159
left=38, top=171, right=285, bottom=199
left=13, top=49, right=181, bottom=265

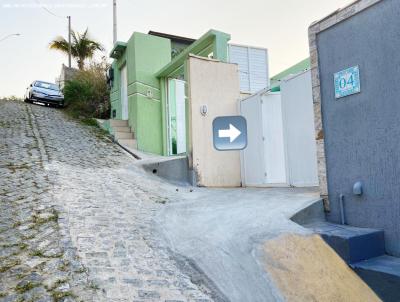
left=110, top=119, right=129, bottom=127
left=112, top=126, right=131, bottom=133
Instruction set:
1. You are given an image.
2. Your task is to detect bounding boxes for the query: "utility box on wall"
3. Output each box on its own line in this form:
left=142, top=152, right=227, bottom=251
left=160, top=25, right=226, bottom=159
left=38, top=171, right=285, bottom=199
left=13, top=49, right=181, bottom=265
left=310, top=0, right=400, bottom=256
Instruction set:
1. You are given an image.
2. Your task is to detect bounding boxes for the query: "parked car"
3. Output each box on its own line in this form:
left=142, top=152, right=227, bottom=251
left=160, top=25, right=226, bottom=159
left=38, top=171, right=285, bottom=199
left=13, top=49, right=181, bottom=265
left=24, top=80, right=64, bottom=107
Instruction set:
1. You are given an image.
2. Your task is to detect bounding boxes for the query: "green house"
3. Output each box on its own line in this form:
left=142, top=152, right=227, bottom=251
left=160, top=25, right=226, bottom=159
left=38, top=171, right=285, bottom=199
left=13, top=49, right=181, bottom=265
left=108, top=29, right=231, bottom=156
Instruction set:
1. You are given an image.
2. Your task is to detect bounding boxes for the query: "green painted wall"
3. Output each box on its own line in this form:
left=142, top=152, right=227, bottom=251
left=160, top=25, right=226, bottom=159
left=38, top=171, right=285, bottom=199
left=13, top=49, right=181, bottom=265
left=111, top=30, right=230, bottom=156
left=110, top=32, right=171, bottom=155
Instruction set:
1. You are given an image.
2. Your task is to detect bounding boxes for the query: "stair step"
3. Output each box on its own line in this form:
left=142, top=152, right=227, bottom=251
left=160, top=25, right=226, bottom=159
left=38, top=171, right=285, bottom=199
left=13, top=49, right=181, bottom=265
left=110, top=119, right=128, bottom=127
left=113, top=126, right=131, bottom=133
left=114, top=132, right=134, bottom=139
left=352, top=255, right=400, bottom=302
left=306, top=222, right=385, bottom=264
left=118, top=139, right=137, bottom=149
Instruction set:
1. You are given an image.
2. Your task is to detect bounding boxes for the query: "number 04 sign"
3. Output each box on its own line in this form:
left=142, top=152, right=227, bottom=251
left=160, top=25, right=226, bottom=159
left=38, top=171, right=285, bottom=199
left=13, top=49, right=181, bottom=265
left=334, top=66, right=361, bottom=99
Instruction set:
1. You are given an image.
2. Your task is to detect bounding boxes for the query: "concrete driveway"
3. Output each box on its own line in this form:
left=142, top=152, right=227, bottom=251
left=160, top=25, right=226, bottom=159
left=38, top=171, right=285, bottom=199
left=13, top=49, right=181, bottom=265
left=156, top=187, right=320, bottom=302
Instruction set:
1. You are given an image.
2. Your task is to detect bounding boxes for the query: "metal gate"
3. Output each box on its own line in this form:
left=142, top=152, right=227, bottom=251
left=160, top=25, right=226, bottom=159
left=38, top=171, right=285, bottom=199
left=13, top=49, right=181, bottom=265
left=240, top=91, right=287, bottom=186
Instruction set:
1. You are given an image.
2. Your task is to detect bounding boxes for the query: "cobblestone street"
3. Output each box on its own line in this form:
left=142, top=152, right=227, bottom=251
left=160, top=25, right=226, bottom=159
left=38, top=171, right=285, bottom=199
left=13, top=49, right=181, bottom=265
left=0, top=100, right=213, bottom=302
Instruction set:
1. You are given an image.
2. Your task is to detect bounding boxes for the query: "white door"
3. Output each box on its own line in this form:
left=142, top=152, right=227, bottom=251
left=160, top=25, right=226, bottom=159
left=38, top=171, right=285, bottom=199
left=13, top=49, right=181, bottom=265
left=262, top=93, right=287, bottom=185
left=175, top=80, right=186, bottom=154
left=167, top=79, right=186, bottom=155
left=281, top=71, right=319, bottom=187
left=240, top=95, right=266, bottom=186
left=120, top=65, right=128, bottom=120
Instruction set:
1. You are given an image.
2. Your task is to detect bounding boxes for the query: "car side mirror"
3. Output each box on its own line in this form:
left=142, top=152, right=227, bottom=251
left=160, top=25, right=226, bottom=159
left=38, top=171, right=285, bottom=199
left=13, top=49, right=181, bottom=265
left=30, top=84, right=32, bottom=87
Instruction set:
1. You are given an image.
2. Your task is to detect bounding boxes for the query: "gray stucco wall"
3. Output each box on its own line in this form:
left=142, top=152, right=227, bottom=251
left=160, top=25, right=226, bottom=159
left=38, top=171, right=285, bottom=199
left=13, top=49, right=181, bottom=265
left=316, top=0, right=400, bottom=256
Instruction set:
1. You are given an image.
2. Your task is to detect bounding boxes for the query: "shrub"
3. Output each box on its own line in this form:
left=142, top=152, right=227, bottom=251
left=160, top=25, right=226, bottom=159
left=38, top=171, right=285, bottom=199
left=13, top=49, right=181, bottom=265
left=1, top=96, right=22, bottom=101
left=63, top=59, right=110, bottom=119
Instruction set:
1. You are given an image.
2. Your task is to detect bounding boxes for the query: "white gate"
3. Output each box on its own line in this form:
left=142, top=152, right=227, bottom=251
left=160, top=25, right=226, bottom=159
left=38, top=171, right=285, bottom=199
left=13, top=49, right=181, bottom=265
left=281, top=71, right=318, bottom=187
left=261, top=93, right=287, bottom=185
left=240, top=71, right=318, bottom=187
left=240, top=92, right=287, bottom=186
left=240, top=96, right=265, bottom=186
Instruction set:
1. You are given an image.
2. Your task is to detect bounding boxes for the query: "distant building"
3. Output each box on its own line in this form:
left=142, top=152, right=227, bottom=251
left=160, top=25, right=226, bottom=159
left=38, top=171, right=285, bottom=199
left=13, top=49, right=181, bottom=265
left=56, top=64, right=78, bottom=89
left=270, top=58, right=310, bottom=90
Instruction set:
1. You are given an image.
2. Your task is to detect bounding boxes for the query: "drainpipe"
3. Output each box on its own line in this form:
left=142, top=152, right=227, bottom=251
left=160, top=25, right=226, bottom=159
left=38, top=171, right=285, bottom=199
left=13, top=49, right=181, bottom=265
left=339, top=194, right=346, bottom=225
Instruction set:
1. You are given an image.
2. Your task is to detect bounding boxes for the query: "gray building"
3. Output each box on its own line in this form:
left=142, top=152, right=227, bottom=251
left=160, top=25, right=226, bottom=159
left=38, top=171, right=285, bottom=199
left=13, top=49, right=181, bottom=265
left=310, top=0, right=400, bottom=256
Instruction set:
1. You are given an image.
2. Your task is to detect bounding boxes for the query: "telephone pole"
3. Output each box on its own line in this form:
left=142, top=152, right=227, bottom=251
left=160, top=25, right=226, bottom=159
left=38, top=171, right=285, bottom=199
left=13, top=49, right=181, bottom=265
left=67, top=16, right=72, bottom=68
left=113, top=0, right=117, bottom=44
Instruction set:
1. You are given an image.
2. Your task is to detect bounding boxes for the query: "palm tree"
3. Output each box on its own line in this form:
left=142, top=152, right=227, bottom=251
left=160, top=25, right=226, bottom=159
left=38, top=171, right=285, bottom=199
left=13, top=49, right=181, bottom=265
left=50, top=29, right=104, bottom=70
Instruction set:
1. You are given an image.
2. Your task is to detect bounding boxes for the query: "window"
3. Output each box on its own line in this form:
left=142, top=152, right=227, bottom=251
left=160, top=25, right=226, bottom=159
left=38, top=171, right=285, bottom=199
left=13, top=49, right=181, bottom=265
left=228, top=45, right=269, bottom=94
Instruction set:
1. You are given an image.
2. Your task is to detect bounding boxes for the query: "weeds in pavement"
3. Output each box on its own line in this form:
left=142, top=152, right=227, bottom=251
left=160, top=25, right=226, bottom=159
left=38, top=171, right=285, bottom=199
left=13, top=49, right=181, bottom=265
left=15, top=281, right=40, bottom=294
left=51, top=290, right=76, bottom=302
left=0, top=259, right=21, bottom=273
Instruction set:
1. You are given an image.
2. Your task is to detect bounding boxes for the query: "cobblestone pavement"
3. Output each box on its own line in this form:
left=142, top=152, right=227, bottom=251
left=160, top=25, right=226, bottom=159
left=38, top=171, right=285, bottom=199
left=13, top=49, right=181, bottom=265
left=0, top=100, right=213, bottom=302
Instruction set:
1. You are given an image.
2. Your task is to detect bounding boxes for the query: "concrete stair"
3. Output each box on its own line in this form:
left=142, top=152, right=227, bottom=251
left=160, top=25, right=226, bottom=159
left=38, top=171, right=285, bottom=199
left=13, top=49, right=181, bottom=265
left=109, top=120, right=137, bottom=150
left=306, top=222, right=385, bottom=264
left=110, top=119, right=128, bottom=127
left=352, top=255, right=400, bottom=302
left=114, top=131, right=134, bottom=140
left=118, top=138, right=137, bottom=149
left=306, top=221, right=400, bottom=301
left=113, top=126, right=131, bottom=133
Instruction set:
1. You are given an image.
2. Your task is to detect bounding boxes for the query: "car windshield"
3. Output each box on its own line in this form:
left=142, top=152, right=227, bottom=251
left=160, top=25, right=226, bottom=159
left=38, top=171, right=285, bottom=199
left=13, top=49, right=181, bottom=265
left=34, top=81, right=59, bottom=91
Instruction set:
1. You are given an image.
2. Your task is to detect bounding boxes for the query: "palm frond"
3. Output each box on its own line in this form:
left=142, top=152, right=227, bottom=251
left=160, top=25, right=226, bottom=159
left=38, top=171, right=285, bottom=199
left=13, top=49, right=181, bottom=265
left=49, top=37, right=69, bottom=52
left=49, top=28, right=104, bottom=69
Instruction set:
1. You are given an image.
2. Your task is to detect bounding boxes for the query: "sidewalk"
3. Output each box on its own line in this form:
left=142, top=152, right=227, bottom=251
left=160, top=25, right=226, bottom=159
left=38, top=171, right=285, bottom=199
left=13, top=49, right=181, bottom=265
left=156, top=187, right=320, bottom=301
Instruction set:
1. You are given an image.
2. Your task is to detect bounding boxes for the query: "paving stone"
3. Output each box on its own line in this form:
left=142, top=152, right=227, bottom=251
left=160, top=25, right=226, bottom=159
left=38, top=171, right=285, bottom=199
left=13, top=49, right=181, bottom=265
left=138, top=290, right=161, bottom=299
left=0, top=100, right=213, bottom=302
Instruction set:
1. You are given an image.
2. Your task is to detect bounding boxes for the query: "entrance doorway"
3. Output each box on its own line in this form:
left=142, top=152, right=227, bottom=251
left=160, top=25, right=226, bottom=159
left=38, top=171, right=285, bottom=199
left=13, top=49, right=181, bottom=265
left=167, top=78, right=186, bottom=155
left=120, top=64, right=128, bottom=120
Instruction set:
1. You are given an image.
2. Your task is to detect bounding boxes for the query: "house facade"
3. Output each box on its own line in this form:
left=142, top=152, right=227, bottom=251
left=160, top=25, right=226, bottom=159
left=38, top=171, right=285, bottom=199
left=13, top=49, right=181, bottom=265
left=107, top=29, right=269, bottom=186
left=108, top=29, right=269, bottom=155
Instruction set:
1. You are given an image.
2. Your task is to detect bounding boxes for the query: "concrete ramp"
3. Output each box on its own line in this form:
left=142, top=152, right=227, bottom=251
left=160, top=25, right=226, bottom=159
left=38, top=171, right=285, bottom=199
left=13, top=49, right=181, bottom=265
left=157, top=188, right=321, bottom=301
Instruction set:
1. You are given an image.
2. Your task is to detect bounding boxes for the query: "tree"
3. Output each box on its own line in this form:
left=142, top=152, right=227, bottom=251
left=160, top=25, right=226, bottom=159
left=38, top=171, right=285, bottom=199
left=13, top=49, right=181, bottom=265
left=49, top=29, right=104, bottom=70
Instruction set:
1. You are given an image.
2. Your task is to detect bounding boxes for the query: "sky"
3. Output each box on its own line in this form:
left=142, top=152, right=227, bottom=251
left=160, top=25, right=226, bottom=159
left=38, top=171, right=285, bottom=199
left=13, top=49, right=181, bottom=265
left=0, top=0, right=353, bottom=97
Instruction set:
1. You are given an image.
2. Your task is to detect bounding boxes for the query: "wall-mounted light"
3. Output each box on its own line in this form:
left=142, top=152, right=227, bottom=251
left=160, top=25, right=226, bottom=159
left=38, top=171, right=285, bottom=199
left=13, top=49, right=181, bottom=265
left=353, top=181, right=363, bottom=196
left=200, top=105, right=208, bottom=116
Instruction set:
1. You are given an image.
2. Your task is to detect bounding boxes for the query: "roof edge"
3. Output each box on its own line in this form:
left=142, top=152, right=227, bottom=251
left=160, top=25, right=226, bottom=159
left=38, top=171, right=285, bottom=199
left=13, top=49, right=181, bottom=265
left=309, top=0, right=382, bottom=32
left=148, top=31, right=196, bottom=44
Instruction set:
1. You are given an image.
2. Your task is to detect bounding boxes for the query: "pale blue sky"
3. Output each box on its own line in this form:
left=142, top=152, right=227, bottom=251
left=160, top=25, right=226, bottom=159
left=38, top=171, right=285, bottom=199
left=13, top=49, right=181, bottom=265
left=0, top=0, right=352, bottom=97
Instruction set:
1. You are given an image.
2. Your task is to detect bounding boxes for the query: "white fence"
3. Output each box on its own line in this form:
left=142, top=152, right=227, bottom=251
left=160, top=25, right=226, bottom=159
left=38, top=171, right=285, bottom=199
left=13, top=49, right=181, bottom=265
left=240, top=70, right=318, bottom=187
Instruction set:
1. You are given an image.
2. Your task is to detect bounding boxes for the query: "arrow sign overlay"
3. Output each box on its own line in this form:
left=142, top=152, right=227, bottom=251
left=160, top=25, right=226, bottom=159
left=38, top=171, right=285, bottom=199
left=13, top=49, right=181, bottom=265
left=213, top=116, right=247, bottom=151
left=218, top=124, right=241, bottom=143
